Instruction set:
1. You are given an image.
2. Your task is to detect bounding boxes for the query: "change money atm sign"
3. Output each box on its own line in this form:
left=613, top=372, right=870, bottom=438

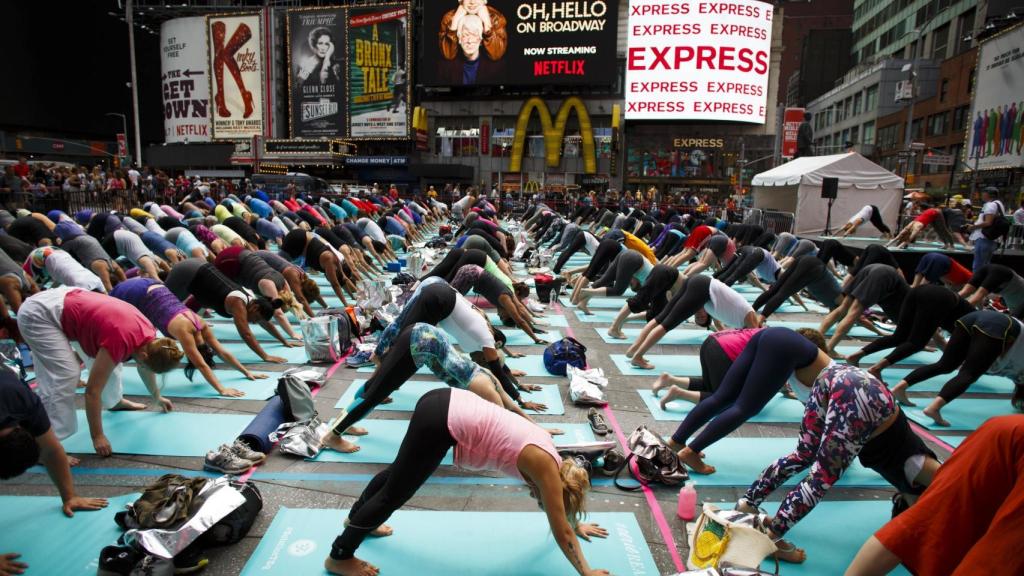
left=625, top=0, right=773, bottom=123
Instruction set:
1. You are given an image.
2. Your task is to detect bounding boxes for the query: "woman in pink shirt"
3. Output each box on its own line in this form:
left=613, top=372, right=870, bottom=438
left=16, top=287, right=184, bottom=456
left=323, top=388, right=609, bottom=576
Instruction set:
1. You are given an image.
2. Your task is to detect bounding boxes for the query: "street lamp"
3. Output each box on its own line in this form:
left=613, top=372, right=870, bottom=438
left=105, top=112, right=129, bottom=165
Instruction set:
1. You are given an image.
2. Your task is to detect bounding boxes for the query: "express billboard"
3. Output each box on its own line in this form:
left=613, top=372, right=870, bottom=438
left=420, top=0, right=619, bottom=87
left=625, top=0, right=774, bottom=123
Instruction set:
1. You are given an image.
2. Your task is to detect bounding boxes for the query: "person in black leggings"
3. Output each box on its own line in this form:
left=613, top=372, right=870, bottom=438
left=280, top=229, right=355, bottom=305
left=891, top=310, right=1024, bottom=426
left=572, top=249, right=648, bottom=312
left=753, top=255, right=842, bottom=320
left=568, top=236, right=622, bottom=302
left=668, top=327, right=820, bottom=474
left=820, top=263, right=909, bottom=353
left=607, top=264, right=684, bottom=339
left=651, top=328, right=762, bottom=410
left=846, top=285, right=974, bottom=377
left=816, top=239, right=857, bottom=268
left=714, top=246, right=780, bottom=287
left=958, top=264, right=1024, bottom=318
left=552, top=229, right=598, bottom=274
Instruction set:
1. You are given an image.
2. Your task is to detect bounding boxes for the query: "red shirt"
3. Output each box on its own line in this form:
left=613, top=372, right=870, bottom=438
left=684, top=225, right=715, bottom=250
left=213, top=246, right=245, bottom=279
left=13, top=163, right=29, bottom=178
left=946, top=258, right=972, bottom=285
left=60, top=289, right=155, bottom=362
left=914, top=208, right=940, bottom=225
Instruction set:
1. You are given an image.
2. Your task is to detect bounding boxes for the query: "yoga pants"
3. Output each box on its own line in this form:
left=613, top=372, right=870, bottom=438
left=583, top=238, right=622, bottom=281
left=816, top=239, right=857, bottom=267
left=867, top=205, right=891, bottom=235
left=857, top=285, right=974, bottom=365
left=592, top=250, right=644, bottom=296
left=461, top=235, right=502, bottom=264
left=787, top=239, right=818, bottom=259
left=627, top=264, right=679, bottom=319
left=715, top=245, right=765, bottom=286
left=655, top=274, right=712, bottom=331
left=655, top=229, right=687, bottom=260
left=848, top=244, right=898, bottom=277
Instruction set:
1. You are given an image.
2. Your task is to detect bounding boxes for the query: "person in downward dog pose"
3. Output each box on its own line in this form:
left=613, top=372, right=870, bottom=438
left=836, top=204, right=892, bottom=239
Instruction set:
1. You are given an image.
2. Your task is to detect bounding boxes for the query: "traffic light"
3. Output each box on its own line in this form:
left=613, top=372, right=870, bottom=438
left=906, top=174, right=915, bottom=185
left=730, top=174, right=737, bottom=185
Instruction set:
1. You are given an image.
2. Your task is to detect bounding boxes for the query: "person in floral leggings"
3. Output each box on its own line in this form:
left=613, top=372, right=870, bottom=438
left=736, top=331, right=941, bottom=564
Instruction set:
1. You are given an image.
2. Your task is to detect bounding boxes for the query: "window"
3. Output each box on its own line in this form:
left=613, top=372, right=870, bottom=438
left=927, top=112, right=948, bottom=136
left=841, top=128, right=850, bottom=145
left=939, top=79, right=949, bottom=102
left=910, top=118, right=922, bottom=141
left=957, top=8, right=976, bottom=54
left=932, top=23, right=950, bottom=59
left=853, top=93, right=863, bottom=115
left=924, top=147, right=944, bottom=174
left=952, top=105, right=969, bottom=132
left=862, top=121, right=876, bottom=144
left=968, top=67, right=975, bottom=92
left=865, top=84, right=879, bottom=111
left=849, top=125, right=860, bottom=146
left=844, top=97, right=853, bottom=119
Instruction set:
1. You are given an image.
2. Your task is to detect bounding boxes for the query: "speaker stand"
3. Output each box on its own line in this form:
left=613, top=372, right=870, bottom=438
left=824, top=197, right=835, bottom=236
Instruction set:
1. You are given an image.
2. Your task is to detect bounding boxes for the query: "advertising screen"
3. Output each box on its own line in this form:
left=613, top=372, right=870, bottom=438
left=161, top=17, right=211, bottom=143
left=348, top=4, right=411, bottom=138
left=965, top=24, right=1024, bottom=170
left=207, top=13, right=264, bottom=139
left=287, top=8, right=347, bottom=138
left=420, top=0, right=619, bottom=87
left=625, top=0, right=773, bottom=123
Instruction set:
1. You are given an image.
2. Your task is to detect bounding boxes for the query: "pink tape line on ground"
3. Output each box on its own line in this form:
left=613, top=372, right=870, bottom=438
left=239, top=355, right=346, bottom=482
left=558, top=302, right=686, bottom=572
left=908, top=421, right=956, bottom=452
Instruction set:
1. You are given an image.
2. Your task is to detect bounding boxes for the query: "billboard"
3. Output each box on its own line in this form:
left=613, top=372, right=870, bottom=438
left=420, top=0, right=619, bottom=87
left=625, top=0, right=773, bottom=123
left=287, top=8, right=346, bottom=138
left=161, top=17, right=211, bottom=143
left=966, top=24, right=1024, bottom=170
left=781, top=107, right=804, bottom=158
left=207, top=13, right=264, bottom=139
left=348, top=5, right=410, bottom=138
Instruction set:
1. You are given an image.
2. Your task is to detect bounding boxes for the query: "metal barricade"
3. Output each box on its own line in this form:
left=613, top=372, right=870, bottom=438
left=1006, top=223, right=1024, bottom=251
left=760, top=210, right=795, bottom=235
left=742, top=208, right=763, bottom=226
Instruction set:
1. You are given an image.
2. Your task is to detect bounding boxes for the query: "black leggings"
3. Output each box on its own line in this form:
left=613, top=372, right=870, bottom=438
left=858, top=285, right=973, bottom=365
left=671, top=328, right=818, bottom=450
left=750, top=231, right=776, bottom=249
left=687, top=336, right=733, bottom=401
left=753, top=255, right=828, bottom=317
left=552, top=231, right=586, bottom=274
left=627, top=264, right=679, bottom=318
left=584, top=238, right=622, bottom=281
left=424, top=248, right=467, bottom=279
left=634, top=220, right=654, bottom=241
left=715, top=246, right=766, bottom=286
left=655, top=274, right=712, bottom=331
left=655, top=231, right=687, bottom=260
left=593, top=250, right=644, bottom=296
left=331, top=387, right=454, bottom=560
left=595, top=210, right=616, bottom=229
left=817, top=239, right=857, bottom=267
left=736, top=225, right=765, bottom=246
left=903, top=311, right=1015, bottom=401
left=867, top=205, right=891, bottom=235
left=849, top=244, right=898, bottom=277
left=968, top=264, right=1016, bottom=293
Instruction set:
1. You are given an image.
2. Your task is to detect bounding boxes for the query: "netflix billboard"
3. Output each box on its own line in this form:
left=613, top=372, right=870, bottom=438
left=420, top=0, right=618, bottom=87
left=625, top=0, right=773, bottom=123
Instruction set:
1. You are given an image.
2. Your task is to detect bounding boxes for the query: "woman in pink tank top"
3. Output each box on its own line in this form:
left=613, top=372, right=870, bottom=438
left=324, top=388, right=611, bottom=576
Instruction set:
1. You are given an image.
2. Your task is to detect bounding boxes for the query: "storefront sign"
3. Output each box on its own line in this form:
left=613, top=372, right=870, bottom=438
left=264, top=140, right=333, bottom=154
left=344, top=156, right=408, bottom=166
left=420, top=0, right=619, bottom=87
left=480, top=122, right=490, bottom=155
left=509, top=97, right=596, bottom=173
left=625, top=0, right=773, bottom=123
left=161, top=17, right=212, bottom=143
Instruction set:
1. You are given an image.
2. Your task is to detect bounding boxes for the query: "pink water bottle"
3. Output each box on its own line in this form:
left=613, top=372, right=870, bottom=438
left=677, top=481, right=697, bottom=521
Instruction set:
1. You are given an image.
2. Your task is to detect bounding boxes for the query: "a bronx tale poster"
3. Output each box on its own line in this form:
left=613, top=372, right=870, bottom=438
left=348, top=4, right=411, bottom=138
left=288, top=8, right=346, bottom=138
left=206, top=13, right=264, bottom=139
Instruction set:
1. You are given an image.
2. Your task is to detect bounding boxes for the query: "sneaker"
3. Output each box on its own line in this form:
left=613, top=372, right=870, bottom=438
left=527, top=300, right=546, bottom=314
left=599, top=448, right=625, bottom=476
left=98, top=545, right=143, bottom=576
left=204, top=445, right=253, bottom=475
left=346, top=349, right=373, bottom=368
left=587, top=407, right=609, bottom=436
left=229, top=439, right=266, bottom=465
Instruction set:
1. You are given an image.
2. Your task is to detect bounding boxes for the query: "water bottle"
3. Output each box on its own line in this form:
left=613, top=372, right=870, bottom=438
left=548, top=286, right=559, bottom=308
left=677, top=481, right=697, bottom=521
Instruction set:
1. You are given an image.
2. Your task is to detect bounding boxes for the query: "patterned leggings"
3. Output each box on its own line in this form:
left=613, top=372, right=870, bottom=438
left=743, top=363, right=896, bottom=536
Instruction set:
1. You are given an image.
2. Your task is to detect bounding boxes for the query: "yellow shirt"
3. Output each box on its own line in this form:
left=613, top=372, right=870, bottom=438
left=622, top=231, right=656, bottom=264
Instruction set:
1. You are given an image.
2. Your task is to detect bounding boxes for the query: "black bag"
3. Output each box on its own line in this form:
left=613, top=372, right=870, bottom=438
left=276, top=375, right=317, bottom=422
left=982, top=201, right=1011, bottom=240
left=195, top=480, right=263, bottom=546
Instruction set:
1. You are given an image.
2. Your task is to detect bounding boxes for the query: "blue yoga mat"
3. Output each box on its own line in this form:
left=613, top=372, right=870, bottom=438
left=939, top=435, right=965, bottom=447
left=312, top=421, right=594, bottom=464
left=568, top=297, right=632, bottom=309
left=768, top=320, right=881, bottom=339
left=880, top=368, right=1014, bottom=394
left=612, top=354, right=702, bottom=376
left=604, top=330, right=711, bottom=347
left=336, top=380, right=565, bottom=415
left=662, top=437, right=890, bottom=487
left=756, top=501, right=910, bottom=576
left=489, top=312, right=570, bottom=328
left=79, top=368, right=278, bottom=400
left=238, top=395, right=288, bottom=454
left=224, top=341, right=310, bottom=364
left=208, top=320, right=279, bottom=342
left=242, top=509, right=658, bottom=576
left=836, top=346, right=940, bottom=366
left=61, top=410, right=254, bottom=457
left=904, top=399, right=1015, bottom=431
left=639, top=389, right=804, bottom=423
left=506, top=328, right=563, bottom=346
left=0, top=493, right=140, bottom=576
left=358, top=354, right=554, bottom=377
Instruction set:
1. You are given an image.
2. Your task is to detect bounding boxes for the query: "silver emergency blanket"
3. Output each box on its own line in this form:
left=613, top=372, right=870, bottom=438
left=124, top=476, right=245, bottom=559
left=567, top=365, right=608, bottom=405
left=270, top=416, right=329, bottom=458
left=301, top=316, right=339, bottom=364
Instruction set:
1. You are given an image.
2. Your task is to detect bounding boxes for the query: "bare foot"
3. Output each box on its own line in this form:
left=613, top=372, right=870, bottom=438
left=607, top=328, right=626, bottom=339
left=659, top=386, right=693, bottom=411
left=651, top=373, right=672, bottom=396
left=845, top=353, right=863, bottom=366
left=322, top=434, right=361, bottom=454
left=77, top=380, right=87, bottom=388
left=324, top=556, right=379, bottom=576
left=774, top=540, right=807, bottom=564
left=678, top=447, right=716, bottom=474
left=68, top=455, right=80, bottom=467
left=110, top=399, right=147, bottom=411
left=546, top=428, right=565, bottom=436
left=922, top=405, right=951, bottom=427
left=380, top=396, right=394, bottom=405
left=866, top=364, right=884, bottom=381
left=345, top=518, right=393, bottom=537
left=891, top=385, right=915, bottom=407
left=345, top=426, right=368, bottom=436
left=577, top=300, right=593, bottom=315
left=630, top=357, right=655, bottom=370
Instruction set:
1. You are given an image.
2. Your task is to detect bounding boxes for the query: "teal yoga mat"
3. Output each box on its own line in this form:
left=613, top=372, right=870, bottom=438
left=224, top=341, right=310, bottom=364
left=208, top=320, right=279, bottom=342
left=639, top=389, right=804, bottom=423
left=675, top=437, right=889, bottom=487
left=78, top=368, right=279, bottom=399
left=612, top=354, right=703, bottom=376
left=939, top=435, right=965, bottom=447
left=242, top=509, right=658, bottom=576
left=881, top=368, right=1014, bottom=394
left=335, top=380, right=565, bottom=415
left=358, top=354, right=554, bottom=376
left=757, top=501, right=910, bottom=576
left=836, top=346, right=941, bottom=365
left=506, top=328, right=563, bottom=346
left=604, top=330, right=712, bottom=347
left=61, top=410, right=254, bottom=457
left=0, top=493, right=140, bottom=576
left=312, top=421, right=595, bottom=464
left=488, top=312, right=569, bottom=328
left=904, top=399, right=1015, bottom=431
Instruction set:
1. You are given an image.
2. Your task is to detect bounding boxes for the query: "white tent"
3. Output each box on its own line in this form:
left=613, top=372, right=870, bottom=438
left=750, top=152, right=904, bottom=237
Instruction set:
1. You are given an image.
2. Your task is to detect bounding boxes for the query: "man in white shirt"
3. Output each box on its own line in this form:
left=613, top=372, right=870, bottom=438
left=1013, top=205, right=1024, bottom=225
left=968, top=187, right=1004, bottom=272
left=127, top=166, right=140, bottom=189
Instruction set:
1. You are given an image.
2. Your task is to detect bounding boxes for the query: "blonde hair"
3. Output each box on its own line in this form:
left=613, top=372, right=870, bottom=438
left=279, top=289, right=306, bottom=320
left=141, top=337, right=184, bottom=373
left=796, top=327, right=828, bottom=352
left=560, top=458, right=591, bottom=526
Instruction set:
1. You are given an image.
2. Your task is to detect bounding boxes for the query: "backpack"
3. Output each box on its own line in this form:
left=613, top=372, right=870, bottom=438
left=982, top=201, right=1011, bottom=240
left=613, top=425, right=689, bottom=490
left=276, top=374, right=317, bottom=422
left=315, top=307, right=358, bottom=355
left=194, top=480, right=263, bottom=546
left=542, top=337, right=587, bottom=376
